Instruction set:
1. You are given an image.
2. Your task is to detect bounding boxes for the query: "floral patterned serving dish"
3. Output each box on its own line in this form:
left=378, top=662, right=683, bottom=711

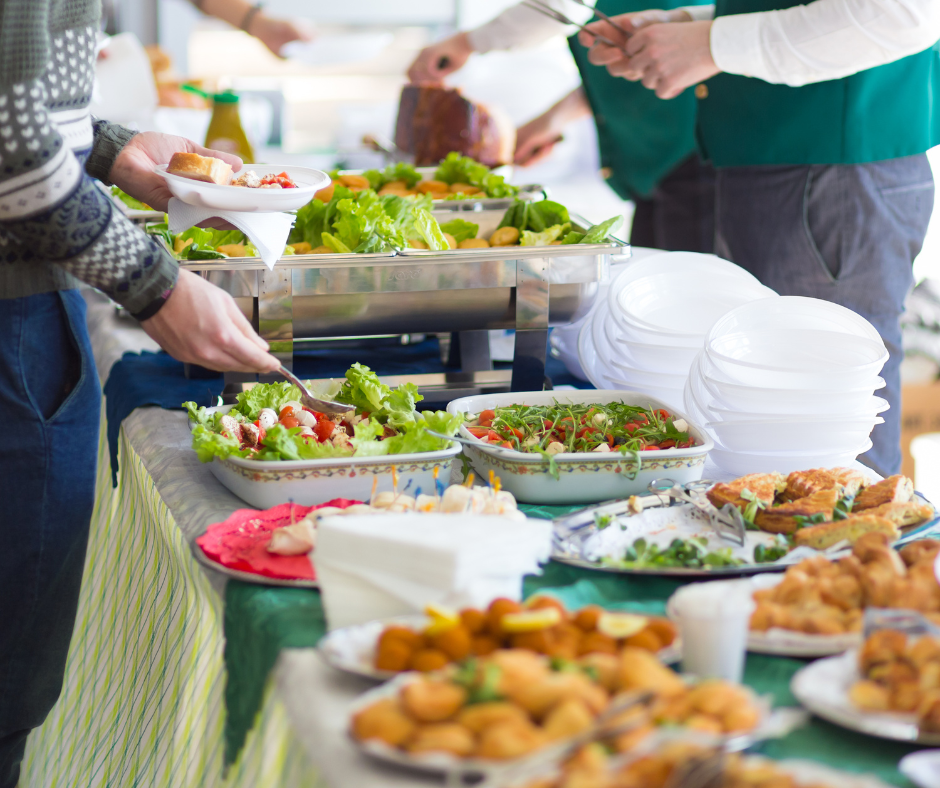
left=445, top=390, right=713, bottom=505
left=193, top=405, right=461, bottom=508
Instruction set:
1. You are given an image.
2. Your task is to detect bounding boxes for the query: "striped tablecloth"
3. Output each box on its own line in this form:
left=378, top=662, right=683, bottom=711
left=21, top=410, right=319, bottom=787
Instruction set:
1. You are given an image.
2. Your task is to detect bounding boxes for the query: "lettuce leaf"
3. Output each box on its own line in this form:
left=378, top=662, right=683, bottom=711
left=383, top=410, right=463, bottom=455
left=413, top=208, right=449, bottom=251
left=349, top=417, right=390, bottom=457
left=530, top=200, right=570, bottom=229
left=191, top=425, right=245, bottom=463
left=384, top=382, right=423, bottom=427
left=111, top=186, right=151, bottom=211
left=336, top=363, right=390, bottom=414
left=439, top=218, right=479, bottom=243
left=321, top=232, right=352, bottom=254
left=562, top=231, right=585, bottom=245
left=434, top=152, right=518, bottom=198
left=184, top=401, right=217, bottom=428
left=521, top=223, right=570, bottom=247
left=581, top=215, right=623, bottom=244
left=382, top=162, right=421, bottom=188
left=234, top=382, right=301, bottom=421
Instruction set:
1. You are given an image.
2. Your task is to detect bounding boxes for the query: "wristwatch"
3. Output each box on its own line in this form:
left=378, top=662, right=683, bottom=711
left=241, top=2, right=264, bottom=33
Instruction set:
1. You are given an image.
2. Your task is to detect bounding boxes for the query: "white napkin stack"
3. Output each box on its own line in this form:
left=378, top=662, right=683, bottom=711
left=314, top=514, right=553, bottom=631
left=167, top=197, right=295, bottom=270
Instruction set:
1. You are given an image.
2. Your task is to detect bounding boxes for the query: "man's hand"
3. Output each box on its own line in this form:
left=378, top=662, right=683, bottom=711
left=515, top=116, right=564, bottom=167
left=141, top=269, right=280, bottom=373
left=248, top=14, right=314, bottom=57
left=108, top=133, right=243, bottom=213
left=407, top=33, right=473, bottom=85
left=580, top=10, right=719, bottom=99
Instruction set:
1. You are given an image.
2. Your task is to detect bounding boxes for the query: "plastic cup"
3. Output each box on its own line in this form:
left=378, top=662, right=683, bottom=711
left=671, top=580, right=755, bottom=682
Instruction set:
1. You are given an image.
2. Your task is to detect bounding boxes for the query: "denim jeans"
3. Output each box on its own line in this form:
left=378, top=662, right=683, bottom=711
left=0, top=290, right=101, bottom=788
left=715, top=154, right=935, bottom=477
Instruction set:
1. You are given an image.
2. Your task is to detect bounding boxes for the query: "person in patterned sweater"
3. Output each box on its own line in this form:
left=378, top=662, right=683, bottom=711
left=0, top=3, right=279, bottom=784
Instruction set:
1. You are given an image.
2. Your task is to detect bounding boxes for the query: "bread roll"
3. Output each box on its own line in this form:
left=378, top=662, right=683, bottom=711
left=167, top=152, right=232, bottom=185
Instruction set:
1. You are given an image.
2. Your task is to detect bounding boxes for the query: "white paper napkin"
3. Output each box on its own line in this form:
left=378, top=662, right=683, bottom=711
left=167, top=197, right=295, bottom=270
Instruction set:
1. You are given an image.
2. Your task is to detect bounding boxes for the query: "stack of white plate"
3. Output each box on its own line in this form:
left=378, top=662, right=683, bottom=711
left=684, top=296, right=890, bottom=474
left=578, top=252, right=777, bottom=409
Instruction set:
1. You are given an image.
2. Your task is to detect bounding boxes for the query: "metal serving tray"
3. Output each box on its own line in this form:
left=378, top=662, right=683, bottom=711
left=179, top=209, right=628, bottom=394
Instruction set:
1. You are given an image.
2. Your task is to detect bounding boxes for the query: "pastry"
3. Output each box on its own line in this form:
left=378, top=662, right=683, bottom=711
left=782, top=468, right=843, bottom=501
left=166, top=151, right=232, bottom=185
left=860, top=500, right=935, bottom=528
left=754, top=488, right=841, bottom=534
left=706, top=472, right=787, bottom=511
left=792, top=513, right=899, bottom=550
left=854, top=475, right=914, bottom=511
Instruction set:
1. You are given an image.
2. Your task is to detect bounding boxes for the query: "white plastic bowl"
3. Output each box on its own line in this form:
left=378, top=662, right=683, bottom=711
left=156, top=163, right=330, bottom=212
left=707, top=295, right=883, bottom=345
left=683, top=377, right=712, bottom=427
left=605, top=328, right=702, bottom=373
left=606, top=379, right=686, bottom=412
left=705, top=330, right=888, bottom=389
left=709, top=440, right=873, bottom=476
left=606, top=255, right=768, bottom=345
left=707, top=395, right=889, bottom=423
left=700, top=371, right=886, bottom=414
left=579, top=311, right=616, bottom=390
left=616, top=274, right=777, bottom=336
left=705, top=416, right=882, bottom=453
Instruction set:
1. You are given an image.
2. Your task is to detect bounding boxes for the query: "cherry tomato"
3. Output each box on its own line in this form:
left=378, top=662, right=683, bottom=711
left=656, top=409, right=670, bottom=420
left=478, top=409, right=496, bottom=428
left=508, top=427, right=524, bottom=440
left=279, top=405, right=295, bottom=419
left=625, top=424, right=638, bottom=433
left=658, top=439, right=676, bottom=449
left=280, top=416, right=300, bottom=429
left=468, top=426, right=490, bottom=439
left=498, top=441, right=513, bottom=449
left=486, top=430, right=501, bottom=443
left=314, top=418, right=335, bottom=442
left=642, top=444, right=660, bottom=451
left=543, top=419, right=554, bottom=429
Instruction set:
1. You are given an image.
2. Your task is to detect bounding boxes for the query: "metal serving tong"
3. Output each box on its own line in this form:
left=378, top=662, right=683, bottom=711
left=521, top=0, right=628, bottom=50
left=553, top=478, right=747, bottom=549
left=566, top=0, right=633, bottom=36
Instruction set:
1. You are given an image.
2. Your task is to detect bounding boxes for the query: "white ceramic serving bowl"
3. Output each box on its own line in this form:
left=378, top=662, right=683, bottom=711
left=709, top=439, right=873, bottom=476
left=578, top=314, right=615, bottom=390
left=156, top=163, right=330, bottom=212
left=193, top=405, right=460, bottom=508
left=705, top=416, right=882, bottom=453
left=705, top=330, right=888, bottom=389
left=707, top=295, right=884, bottom=345
left=445, top=390, right=713, bottom=505
left=615, top=274, right=777, bottom=336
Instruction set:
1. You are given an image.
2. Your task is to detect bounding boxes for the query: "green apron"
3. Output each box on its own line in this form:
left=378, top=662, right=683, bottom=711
left=697, top=0, right=940, bottom=166
left=569, top=0, right=710, bottom=198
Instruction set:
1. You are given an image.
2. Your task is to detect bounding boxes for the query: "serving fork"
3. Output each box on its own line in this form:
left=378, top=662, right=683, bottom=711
left=276, top=365, right=355, bottom=414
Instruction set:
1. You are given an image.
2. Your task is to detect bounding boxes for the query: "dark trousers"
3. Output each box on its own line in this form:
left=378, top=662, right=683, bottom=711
left=0, top=290, right=101, bottom=788
left=714, top=154, right=934, bottom=477
left=630, top=154, right=716, bottom=253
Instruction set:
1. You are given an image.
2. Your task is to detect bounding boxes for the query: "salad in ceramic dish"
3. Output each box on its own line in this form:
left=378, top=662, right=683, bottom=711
left=466, top=402, right=700, bottom=455
left=184, top=363, right=462, bottom=463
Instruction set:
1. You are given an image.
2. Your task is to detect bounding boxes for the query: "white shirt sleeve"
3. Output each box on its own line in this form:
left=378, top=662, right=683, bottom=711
left=467, top=0, right=596, bottom=53
left=710, top=0, right=940, bottom=86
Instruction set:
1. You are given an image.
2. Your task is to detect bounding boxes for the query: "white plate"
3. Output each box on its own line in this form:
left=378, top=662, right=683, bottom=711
left=900, top=749, right=940, bottom=788
left=193, top=405, right=460, bottom=508
left=445, top=390, right=713, bottom=505
left=320, top=614, right=681, bottom=682
left=156, top=163, right=330, bottom=212
left=349, top=672, right=774, bottom=779
left=791, top=651, right=940, bottom=745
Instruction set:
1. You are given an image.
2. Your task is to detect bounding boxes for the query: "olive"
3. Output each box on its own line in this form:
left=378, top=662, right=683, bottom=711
left=613, top=436, right=627, bottom=446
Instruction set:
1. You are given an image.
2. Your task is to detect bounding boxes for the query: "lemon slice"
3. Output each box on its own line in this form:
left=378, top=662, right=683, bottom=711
left=501, top=608, right=562, bottom=633
left=597, top=612, right=648, bottom=639
left=424, top=604, right=460, bottom=636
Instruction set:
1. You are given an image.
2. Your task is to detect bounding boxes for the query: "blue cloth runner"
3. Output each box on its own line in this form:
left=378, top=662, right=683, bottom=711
left=103, top=336, right=590, bottom=484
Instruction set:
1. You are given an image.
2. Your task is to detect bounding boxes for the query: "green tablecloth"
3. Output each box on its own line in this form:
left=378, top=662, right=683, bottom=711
left=223, top=507, right=919, bottom=785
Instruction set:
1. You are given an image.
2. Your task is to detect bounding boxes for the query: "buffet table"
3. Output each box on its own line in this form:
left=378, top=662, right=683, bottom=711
left=19, top=293, right=922, bottom=788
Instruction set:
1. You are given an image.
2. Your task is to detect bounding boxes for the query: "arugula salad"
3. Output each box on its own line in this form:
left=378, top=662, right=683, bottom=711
left=466, top=402, right=699, bottom=456
left=184, top=363, right=461, bottom=463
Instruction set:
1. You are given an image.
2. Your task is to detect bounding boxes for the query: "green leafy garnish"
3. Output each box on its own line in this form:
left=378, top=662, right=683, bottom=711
left=754, top=542, right=790, bottom=563
left=605, top=537, right=743, bottom=570
left=439, top=218, right=479, bottom=242
left=581, top=215, right=623, bottom=244
left=793, top=512, right=829, bottom=529
left=434, top=152, right=518, bottom=198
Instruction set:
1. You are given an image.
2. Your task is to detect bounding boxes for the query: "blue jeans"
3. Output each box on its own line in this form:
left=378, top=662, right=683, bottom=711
left=0, top=290, right=101, bottom=788
left=715, top=154, right=935, bottom=477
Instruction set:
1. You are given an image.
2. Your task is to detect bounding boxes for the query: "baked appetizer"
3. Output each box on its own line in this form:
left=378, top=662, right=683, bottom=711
left=166, top=151, right=232, bottom=185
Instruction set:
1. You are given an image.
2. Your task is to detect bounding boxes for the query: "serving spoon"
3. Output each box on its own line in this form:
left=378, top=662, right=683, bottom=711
left=277, top=365, right=355, bottom=414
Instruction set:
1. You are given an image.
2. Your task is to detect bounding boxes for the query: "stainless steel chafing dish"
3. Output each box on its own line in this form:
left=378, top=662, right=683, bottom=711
left=180, top=209, right=628, bottom=395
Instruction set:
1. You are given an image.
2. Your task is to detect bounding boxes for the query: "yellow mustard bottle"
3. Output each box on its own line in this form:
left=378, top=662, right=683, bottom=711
left=205, top=90, right=255, bottom=162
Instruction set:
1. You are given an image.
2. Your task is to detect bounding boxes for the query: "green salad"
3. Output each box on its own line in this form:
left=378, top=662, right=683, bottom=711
left=184, top=363, right=461, bottom=463
left=355, top=153, right=519, bottom=199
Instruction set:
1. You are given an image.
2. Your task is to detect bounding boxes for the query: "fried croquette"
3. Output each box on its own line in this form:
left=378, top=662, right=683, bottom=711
left=406, top=723, right=475, bottom=757
left=618, top=647, right=686, bottom=697
left=352, top=699, right=416, bottom=746
left=401, top=679, right=467, bottom=722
